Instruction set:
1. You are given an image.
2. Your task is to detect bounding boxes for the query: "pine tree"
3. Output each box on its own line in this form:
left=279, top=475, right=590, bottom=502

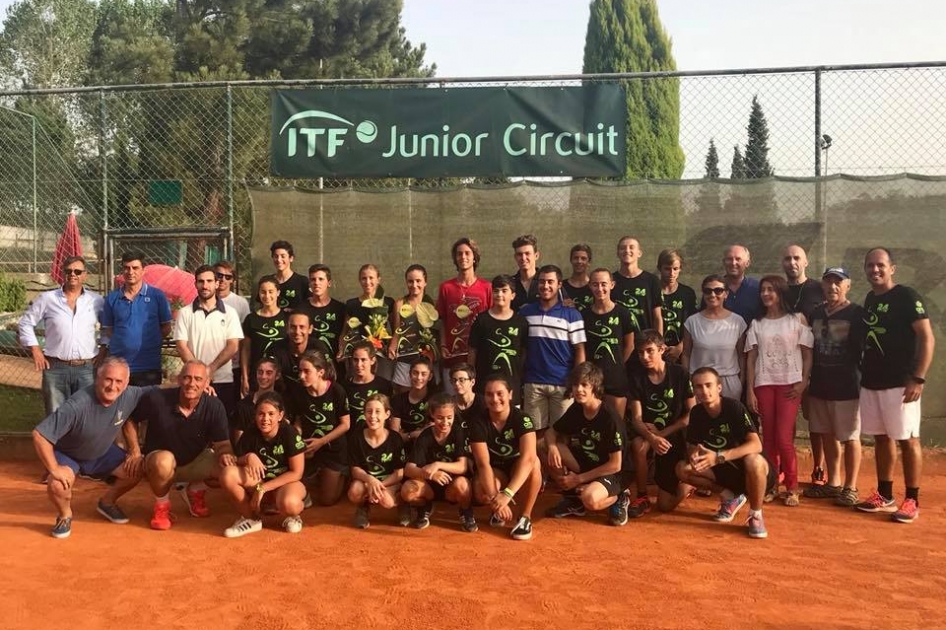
left=704, top=139, right=720, bottom=179
left=583, top=0, right=684, bottom=179
left=744, top=95, right=773, bottom=178
left=730, top=145, right=746, bottom=179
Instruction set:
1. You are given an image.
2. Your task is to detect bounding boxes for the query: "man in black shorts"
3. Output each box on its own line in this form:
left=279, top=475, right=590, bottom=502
left=135, top=360, right=234, bottom=530
left=628, top=330, right=695, bottom=516
left=677, top=367, right=775, bottom=539
left=545, top=362, right=632, bottom=527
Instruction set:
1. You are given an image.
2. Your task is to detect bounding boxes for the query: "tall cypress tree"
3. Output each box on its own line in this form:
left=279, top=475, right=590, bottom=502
left=583, top=0, right=684, bottom=179
left=730, top=145, right=746, bottom=179
left=704, top=139, right=720, bottom=179
left=744, top=95, right=773, bottom=178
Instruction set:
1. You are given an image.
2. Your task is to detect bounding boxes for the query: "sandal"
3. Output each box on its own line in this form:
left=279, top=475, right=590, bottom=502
left=784, top=491, right=800, bottom=507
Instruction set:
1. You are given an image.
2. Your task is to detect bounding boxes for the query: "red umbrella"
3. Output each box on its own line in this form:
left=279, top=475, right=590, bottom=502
left=51, top=211, right=82, bottom=285
left=115, top=264, right=197, bottom=310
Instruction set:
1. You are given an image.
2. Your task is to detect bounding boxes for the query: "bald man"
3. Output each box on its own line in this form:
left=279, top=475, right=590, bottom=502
left=782, top=245, right=824, bottom=324
left=721, top=244, right=761, bottom=323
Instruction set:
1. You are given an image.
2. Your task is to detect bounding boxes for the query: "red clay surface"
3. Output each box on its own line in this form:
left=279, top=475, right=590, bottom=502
left=3, top=450, right=945, bottom=630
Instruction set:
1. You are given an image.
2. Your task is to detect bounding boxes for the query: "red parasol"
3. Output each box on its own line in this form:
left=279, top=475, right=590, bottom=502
left=115, top=264, right=197, bottom=309
left=51, top=211, right=82, bottom=285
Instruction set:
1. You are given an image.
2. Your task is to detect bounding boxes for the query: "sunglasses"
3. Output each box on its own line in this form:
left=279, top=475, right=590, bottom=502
left=702, top=287, right=726, bottom=296
left=216, top=273, right=234, bottom=280
left=63, top=269, right=86, bottom=276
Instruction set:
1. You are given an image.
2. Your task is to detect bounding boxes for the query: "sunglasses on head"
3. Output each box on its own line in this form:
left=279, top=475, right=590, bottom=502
left=216, top=272, right=234, bottom=280
left=63, top=268, right=85, bottom=276
left=702, top=286, right=726, bottom=296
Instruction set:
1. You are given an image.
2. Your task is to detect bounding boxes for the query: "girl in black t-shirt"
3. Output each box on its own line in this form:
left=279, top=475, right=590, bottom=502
left=240, top=276, right=287, bottom=396
left=219, top=392, right=307, bottom=538
left=338, top=264, right=396, bottom=360
left=400, top=393, right=476, bottom=532
left=290, top=350, right=351, bottom=507
left=390, top=355, right=436, bottom=444
left=347, top=394, right=407, bottom=529
left=388, top=264, right=440, bottom=390
left=230, top=357, right=282, bottom=445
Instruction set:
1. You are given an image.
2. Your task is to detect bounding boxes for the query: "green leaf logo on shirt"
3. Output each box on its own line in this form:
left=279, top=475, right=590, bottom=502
left=916, top=301, right=926, bottom=315
left=522, top=416, right=534, bottom=430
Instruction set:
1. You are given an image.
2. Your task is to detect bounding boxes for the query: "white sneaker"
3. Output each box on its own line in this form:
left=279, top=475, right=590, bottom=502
left=224, top=516, right=262, bottom=538
left=302, top=493, right=313, bottom=509
left=283, top=515, right=303, bottom=534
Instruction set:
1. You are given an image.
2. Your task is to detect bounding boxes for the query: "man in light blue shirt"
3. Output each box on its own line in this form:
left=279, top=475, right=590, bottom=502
left=100, top=251, right=174, bottom=386
left=19, top=256, right=103, bottom=414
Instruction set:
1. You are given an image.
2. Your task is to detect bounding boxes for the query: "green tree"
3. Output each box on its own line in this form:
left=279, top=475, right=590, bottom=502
left=730, top=145, right=746, bottom=179
left=583, top=0, right=684, bottom=179
left=745, top=95, right=773, bottom=178
left=704, top=139, right=719, bottom=179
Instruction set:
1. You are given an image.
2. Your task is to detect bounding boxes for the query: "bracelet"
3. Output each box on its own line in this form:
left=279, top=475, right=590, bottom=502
left=911, top=375, right=926, bottom=385
left=501, top=487, right=515, bottom=499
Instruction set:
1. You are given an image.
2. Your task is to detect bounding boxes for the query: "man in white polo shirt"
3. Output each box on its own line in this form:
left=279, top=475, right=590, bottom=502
left=174, top=265, right=243, bottom=415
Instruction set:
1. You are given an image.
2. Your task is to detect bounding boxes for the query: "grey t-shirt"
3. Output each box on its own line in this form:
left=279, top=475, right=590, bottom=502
left=35, top=385, right=155, bottom=461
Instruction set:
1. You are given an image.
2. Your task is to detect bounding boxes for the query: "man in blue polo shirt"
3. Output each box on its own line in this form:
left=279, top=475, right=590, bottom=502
left=100, top=250, right=174, bottom=386
left=520, top=265, right=586, bottom=433
left=134, top=360, right=233, bottom=530
left=722, top=244, right=762, bottom=323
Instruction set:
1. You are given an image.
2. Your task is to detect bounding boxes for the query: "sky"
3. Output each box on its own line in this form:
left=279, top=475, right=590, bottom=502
left=401, top=0, right=946, bottom=76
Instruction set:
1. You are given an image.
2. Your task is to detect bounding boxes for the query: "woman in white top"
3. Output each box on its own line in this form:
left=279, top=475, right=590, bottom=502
left=745, top=275, right=814, bottom=507
left=682, top=274, right=747, bottom=400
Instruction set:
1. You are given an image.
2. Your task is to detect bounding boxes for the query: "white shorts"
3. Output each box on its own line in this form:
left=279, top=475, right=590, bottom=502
left=859, top=387, right=921, bottom=440
left=719, top=374, right=743, bottom=401
left=523, top=383, right=572, bottom=430
left=807, top=397, right=861, bottom=442
left=392, top=361, right=412, bottom=388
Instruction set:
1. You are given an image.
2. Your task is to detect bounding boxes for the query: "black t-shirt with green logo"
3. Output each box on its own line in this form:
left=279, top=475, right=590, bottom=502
left=583, top=304, right=635, bottom=393
left=611, top=269, right=661, bottom=332
left=288, top=382, right=350, bottom=452
left=469, top=311, right=529, bottom=404
left=276, top=272, right=311, bottom=311
left=469, top=408, right=535, bottom=469
left=237, top=423, right=306, bottom=479
left=861, top=285, right=929, bottom=390
left=563, top=282, right=594, bottom=313
left=661, top=284, right=697, bottom=347
left=628, top=363, right=694, bottom=429
left=348, top=429, right=407, bottom=480
left=552, top=402, right=629, bottom=474
left=242, top=311, right=288, bottom=375
left=411, top=424, right=469, bottom=467
left=297, top=299, right=346, bottom=359
left=687, top=398, right=757, bottom=452
left=392, top=390, right=433, bottom=434
left=346, top=377, right=393, bottom=425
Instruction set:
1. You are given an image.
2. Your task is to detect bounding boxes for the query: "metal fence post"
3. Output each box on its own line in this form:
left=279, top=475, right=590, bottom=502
left=813, top=68, right=826, bottom=269
left=226, top=84, right=235, bottom=261
left=31, top=116, right=37, bottom=274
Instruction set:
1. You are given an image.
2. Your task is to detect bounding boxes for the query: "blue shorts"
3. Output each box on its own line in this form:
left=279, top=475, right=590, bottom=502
left=55, top=444, right=127, bottom=480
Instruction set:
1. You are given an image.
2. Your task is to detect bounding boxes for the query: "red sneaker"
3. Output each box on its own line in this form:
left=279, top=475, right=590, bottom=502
left=180, top=486, right=211, bottom=518
left=892, top=498, right=919, bottom=523
left=150, top=500, right=173, bottom=530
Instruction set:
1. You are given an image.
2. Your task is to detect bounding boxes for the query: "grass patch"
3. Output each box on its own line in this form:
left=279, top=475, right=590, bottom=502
left=0, top=385, right=43, bottom=433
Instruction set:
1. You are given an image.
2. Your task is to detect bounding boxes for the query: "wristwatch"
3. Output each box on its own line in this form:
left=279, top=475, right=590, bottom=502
left=716, top=450, right=726, bottom=464
left=911, top=375, right=926, bottom=385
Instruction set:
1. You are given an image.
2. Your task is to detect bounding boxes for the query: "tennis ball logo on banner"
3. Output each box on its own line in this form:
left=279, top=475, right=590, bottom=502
left=271, top=85, right=627, bottom=178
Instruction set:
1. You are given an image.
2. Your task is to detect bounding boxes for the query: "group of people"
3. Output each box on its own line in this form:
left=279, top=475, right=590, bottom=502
left=22, top=235, right=934, bottom=542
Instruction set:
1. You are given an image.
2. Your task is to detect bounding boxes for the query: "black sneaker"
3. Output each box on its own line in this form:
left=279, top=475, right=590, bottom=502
left=627, top=494, right=651, bottom=519
left=354, top=505, right=370, bottom=529
left=51, top=516, right=72, bottom=539
left=544, top=496, right=586, bottom=519
left=96, top=500, right=129, bottom=524
left=609, top=491, right=630, bottom=526
left=398, top=504, right=413, bottom=527
left=510, top=516, right=533, bottom=541
left=489, top=512, right=506, bottom=528
left=459, top=508, right=478, bottom=533
left=412, top=504, right=433, bottom=530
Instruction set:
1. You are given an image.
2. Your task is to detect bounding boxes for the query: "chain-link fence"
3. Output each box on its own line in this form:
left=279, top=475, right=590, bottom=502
left=1, top=62, right=945, bottom=425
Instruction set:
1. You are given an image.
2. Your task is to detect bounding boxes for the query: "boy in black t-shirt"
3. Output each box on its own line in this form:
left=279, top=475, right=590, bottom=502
left=612, top=236, right=663, bottom=335
left=628, top=331, right=695, bottom=516
left=219, top=392, right=307, bottom=538
left=269, top=240, right=310, bottom=311
left=347, top=393, right=407, bottom=529
left=469, top=375, right=542, bottom=541
left=677, top=368, right=775, bottom=539
left=545, top=362, right=632, bottom=526
left=468, top=275, right=529, bottom=406
left=401, top=394, right=476, bottom=532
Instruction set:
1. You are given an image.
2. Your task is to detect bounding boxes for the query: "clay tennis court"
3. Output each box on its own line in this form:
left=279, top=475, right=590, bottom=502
left=3, top=450, right=944, bottom=630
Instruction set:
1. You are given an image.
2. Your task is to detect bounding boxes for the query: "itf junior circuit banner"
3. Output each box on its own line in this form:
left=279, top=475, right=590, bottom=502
left=270, top=85, right=627, bottom=178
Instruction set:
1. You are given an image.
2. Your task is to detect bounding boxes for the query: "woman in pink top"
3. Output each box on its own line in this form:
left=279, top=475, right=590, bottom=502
left=745, top=275, right=814, bottom=507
